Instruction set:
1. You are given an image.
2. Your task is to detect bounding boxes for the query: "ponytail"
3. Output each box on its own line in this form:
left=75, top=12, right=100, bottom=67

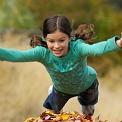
left=74, top=24, right=95, bottom=44
left=30, top=35, right=47, bottom=48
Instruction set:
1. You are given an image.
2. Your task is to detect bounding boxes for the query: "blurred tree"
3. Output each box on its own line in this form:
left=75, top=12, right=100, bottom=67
left=25, top=0, right=85, bottom=29
left=106, top=0, right=122, bottom=10
left=0, top=0, right=122, bottom=40
left=0, top=0, right=36, bottom=29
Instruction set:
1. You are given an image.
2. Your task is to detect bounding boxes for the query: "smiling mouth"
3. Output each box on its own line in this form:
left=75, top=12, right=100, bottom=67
left=53, top=50, right=61, bottom=54
left=53, top=49, right=63, bottom=54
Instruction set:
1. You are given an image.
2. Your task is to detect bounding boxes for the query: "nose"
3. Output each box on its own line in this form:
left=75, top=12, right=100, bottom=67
left=54, top=42, right=60, bottom=49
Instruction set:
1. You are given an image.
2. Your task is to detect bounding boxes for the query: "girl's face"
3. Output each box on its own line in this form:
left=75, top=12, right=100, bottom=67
left=46, top=31, right=70, bottom=57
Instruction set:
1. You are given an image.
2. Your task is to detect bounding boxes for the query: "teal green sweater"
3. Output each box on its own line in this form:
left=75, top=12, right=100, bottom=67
left=0, top=37, right=121, bottom=94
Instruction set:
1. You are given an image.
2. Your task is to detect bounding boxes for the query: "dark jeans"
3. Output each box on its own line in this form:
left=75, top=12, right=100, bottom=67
left=43, top=79, right=99, bottom=113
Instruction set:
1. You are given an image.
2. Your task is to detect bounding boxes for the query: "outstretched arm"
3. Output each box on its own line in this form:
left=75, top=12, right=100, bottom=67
left=77, top=36, right=122, bottom=56
left=0, top=46, right=47, bottom=62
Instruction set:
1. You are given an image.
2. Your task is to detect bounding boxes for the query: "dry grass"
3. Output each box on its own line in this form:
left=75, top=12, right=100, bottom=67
left=0, top=32, right=122, bottom=122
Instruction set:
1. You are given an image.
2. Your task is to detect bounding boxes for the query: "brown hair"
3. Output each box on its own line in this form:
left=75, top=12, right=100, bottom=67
left=74, top=24, right=95, bottom=44
left=42, top=15, right=72, bottom=38
left=30, top=35, right=47, bottom=48
left=30, top=15, right=72, bottom=48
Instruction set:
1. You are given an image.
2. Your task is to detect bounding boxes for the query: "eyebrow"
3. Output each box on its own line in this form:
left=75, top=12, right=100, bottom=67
left=46, top=36, right=67, bottom=40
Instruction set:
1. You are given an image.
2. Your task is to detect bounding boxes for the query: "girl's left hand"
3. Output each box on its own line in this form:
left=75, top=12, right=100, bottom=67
left=116, top=33, right=122, bottom=48
left=116, top=38, right=122, bottom=48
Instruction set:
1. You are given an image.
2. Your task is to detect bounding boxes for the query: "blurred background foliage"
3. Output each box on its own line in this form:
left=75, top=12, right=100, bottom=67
left=0, top=0, right=122, bottom=34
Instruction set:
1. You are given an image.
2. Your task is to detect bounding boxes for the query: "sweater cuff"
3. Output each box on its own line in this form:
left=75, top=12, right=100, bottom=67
left=112, top=36, right=122, bottom=50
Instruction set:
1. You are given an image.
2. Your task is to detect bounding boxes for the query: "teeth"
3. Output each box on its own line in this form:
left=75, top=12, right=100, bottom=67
left=54, top=49, right=62, bottom=51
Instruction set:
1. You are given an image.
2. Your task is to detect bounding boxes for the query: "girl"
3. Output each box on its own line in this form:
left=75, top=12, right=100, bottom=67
left=0, top=15, right=122, bottom=117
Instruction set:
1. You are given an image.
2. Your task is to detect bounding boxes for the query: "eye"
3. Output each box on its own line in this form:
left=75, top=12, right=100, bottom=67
left=47, top=39, right=55, bottom=43
left=59, top=39, right=65, bottom=42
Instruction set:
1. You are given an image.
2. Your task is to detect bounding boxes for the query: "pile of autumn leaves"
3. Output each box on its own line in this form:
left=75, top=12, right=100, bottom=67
left=24, top=110, right=108, bottom=122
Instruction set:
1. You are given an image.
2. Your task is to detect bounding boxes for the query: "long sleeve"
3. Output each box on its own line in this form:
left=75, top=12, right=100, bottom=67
left=0, top=46, right=47, bottom=62
left=76, top=36, right=121, bottom=56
